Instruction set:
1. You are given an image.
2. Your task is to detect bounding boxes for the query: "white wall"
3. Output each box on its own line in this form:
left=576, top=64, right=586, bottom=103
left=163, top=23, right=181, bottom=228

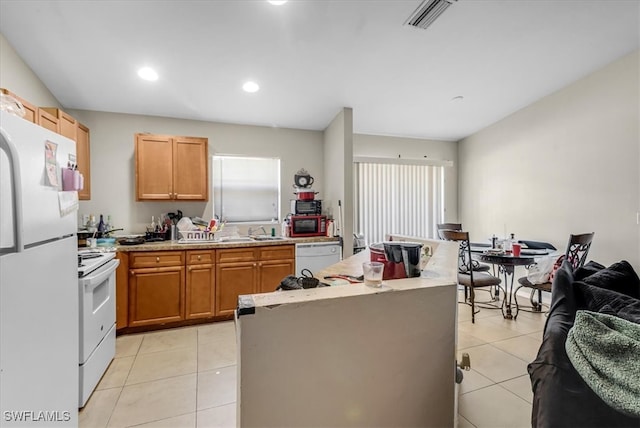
left=459, top=50, right=640, bottom=271
left=323, top=107, right=354, bottom=256
left=69, top=110, right=325, bottom=234
left=0, top=33, right=61, bottom=108
left=353, top=134, right=459, bottom=223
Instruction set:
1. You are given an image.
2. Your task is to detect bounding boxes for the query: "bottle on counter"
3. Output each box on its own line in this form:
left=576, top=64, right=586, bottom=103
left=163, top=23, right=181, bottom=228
left=105, top=215, right=112, bottom=233
left=87, top=214, right=97, bottom=233
left=97, top=214, right=105, bottom=233
left=281, top=219, right=289, bottom=237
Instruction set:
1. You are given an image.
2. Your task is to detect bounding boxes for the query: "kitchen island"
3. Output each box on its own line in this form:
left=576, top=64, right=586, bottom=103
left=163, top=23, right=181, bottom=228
left=235, top=236, right=459, bottom=427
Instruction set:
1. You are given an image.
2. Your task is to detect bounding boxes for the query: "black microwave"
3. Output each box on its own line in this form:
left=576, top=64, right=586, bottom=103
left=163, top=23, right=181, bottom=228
left=290, top=199, right=322, bottom=215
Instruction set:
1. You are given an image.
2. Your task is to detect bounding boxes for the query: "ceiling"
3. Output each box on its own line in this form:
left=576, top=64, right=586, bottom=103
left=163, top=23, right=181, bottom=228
left=1, top=0, right=638, bottom=141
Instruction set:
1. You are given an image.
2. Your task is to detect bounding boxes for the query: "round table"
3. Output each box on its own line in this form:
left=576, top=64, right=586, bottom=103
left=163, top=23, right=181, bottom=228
left=477, top=253, right=535, bottom=319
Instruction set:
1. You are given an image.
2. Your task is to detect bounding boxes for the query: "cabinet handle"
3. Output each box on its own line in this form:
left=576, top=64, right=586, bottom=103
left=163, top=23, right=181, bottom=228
left=156, top=257, right=160, bottom=262
left=197, top=255, right=201, bottom=260
left=130, top=270, right=135, bottom=276
left=188, top=266, right=192, bottom=271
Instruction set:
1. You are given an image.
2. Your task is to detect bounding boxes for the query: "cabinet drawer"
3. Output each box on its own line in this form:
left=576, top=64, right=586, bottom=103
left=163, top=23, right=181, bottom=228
left=187, top=250, right=215, bottom=265
left=217, top=248, right=258, bottom=263
left=259, top=245, right=295, bottom=261
left=130, top=251, right=184, bottom=268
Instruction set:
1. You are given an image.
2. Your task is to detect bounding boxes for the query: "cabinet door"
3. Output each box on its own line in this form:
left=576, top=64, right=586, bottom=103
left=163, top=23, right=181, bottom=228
left=128, top=266, right=185, bottom=327
left=77, top=123, right=91, bottom=200
left=173, top=137, right=208, bottom=200
left=41, top=108, right=77, bottom=140
left=115, top=252, right=129, bottom=329
left=186, top=250, right=215, bottom=319
left=186, top=263, right=215, bottom=319
left=135, top=134, right=174, bottom=200
left=37, top=108, right=58, bottom=133
left=259, top=259, right=294, bottom=294
left=216, top=262, right=257, bottom=317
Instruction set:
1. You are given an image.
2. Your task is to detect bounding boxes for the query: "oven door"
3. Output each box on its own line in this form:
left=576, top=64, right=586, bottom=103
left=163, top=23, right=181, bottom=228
left=78, top=259, right=119, bottom=363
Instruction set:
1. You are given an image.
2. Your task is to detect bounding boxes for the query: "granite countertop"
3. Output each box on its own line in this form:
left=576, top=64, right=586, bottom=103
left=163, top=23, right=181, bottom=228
left=241, top=238, right=459, bottom=310
left=115, top=236, right=340, bottom=252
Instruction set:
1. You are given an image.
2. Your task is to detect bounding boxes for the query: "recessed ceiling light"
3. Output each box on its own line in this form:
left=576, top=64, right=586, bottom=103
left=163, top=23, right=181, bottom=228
left=242, top=81, right=260, bottom=93
left=267, top=0, right=288, bottom=5
left=137, top=67, right=158, bottom=81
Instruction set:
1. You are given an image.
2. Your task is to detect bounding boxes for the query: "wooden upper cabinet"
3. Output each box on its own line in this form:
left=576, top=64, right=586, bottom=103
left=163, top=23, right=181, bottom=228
left=41, top=108, right=77, bottom=141
left=135, top=134, right=174, bottom=200
left=37, top=108, right=58, bottom=133
left=135, top=133, right=208, bottom=201
left=0, top=88, right=37, bottom=123
left=42, top=108, right=91, bottom=200
left=76, top=123, right=91, bottom=200
left=174, top=137, right=208, bottom=200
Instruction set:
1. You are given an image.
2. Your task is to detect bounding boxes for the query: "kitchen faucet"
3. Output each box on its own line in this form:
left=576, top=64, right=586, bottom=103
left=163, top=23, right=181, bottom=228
left=248, top=226, right=267, bottom=236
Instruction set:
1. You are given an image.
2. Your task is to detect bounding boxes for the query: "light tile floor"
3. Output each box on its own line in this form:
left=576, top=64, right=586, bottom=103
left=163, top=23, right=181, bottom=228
left=80, top=290, right=546, bottom=428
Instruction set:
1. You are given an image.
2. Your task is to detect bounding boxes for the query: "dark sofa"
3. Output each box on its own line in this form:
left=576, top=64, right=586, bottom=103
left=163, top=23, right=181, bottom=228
left=528, top=259, right=640, bottom=428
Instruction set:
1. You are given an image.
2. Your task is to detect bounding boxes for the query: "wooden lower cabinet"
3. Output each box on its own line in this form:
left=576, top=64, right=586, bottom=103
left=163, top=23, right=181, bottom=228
left=216, top=262, right=258, bottom=317
left=259, top=259, right=295, bottom=293
left=258, top=245, right=295, bottom=293
left=128, top=266, right=185, bottom=327
left=117, top=244, right=295, bottom=329
left=216, top=245, right=295, bottom=316
left=186, top=250, right=215, bottom=319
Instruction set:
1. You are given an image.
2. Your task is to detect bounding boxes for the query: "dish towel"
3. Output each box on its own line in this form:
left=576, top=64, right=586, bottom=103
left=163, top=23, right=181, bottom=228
left=566, top=310, right=640, bottom=417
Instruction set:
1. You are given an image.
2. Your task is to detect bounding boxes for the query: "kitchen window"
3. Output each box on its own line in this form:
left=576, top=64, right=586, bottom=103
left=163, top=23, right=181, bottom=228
left=354, top=159, right=445, bottom=244
left=212, top=155, right=280, bottom=223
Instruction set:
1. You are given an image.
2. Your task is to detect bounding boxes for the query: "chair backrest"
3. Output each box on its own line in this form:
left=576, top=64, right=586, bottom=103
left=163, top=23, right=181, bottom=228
left=564, top=232, right=595, bottom=270
left=436, top=223, right=462, bottom=239
left=440, top=229, right=473, bottom=278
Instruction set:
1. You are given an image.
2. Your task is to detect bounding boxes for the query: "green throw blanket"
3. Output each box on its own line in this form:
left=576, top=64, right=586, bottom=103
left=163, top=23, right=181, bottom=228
left=566, top=310, right=640, bottom=417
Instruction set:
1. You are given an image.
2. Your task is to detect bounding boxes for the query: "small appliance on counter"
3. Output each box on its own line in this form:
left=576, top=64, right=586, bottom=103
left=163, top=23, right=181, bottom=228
left=369, top=242, right=423, bottom=279
left=288, top=215, right=327, bottom=237
left=291, top=199, right=322, bottom=215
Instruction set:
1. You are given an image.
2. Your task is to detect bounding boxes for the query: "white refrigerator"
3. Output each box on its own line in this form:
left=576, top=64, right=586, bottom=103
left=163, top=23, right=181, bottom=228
left=0, top=111, right=78, bottom=426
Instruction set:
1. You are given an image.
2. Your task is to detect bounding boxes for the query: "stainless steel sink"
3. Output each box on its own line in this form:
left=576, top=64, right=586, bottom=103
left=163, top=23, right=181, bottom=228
left=251, top=235, right=286, bottom=241
left=217, top=236, right=254, bottom=243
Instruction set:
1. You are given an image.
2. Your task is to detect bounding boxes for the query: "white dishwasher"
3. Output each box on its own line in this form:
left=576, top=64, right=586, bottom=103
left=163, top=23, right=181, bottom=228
left=295, top=242, right=342, bottom=276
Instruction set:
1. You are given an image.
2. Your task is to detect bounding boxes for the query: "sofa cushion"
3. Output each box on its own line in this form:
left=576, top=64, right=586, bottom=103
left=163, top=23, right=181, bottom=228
left=574, top=260, right=605, bottom=281
left=575, top=260, right=640, bottom=299
left=574, top=283, right=640, bottom=325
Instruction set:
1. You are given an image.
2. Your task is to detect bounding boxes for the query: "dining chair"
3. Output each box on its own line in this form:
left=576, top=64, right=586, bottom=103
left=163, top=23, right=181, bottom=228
left=441, top=230, right=503, bottom=323
left=436, top=223, right=491, bottom=273
left=514, top=232, right=595, bottom=312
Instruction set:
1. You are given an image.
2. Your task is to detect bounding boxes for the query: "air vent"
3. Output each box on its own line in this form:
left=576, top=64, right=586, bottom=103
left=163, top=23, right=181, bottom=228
left=404, top=0, right=457, bottom=30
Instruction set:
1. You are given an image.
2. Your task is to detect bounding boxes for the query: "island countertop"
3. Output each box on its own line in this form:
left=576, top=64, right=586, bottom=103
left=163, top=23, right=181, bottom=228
left=239, top=236, right=459, bottom=311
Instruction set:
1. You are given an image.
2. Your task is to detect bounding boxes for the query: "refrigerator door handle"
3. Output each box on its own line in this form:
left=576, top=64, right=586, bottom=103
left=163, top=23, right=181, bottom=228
left=0, top=129, right=24, bottom=253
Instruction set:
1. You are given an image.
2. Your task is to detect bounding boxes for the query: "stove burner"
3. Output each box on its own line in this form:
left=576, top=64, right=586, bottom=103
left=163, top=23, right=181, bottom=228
left=81, top=253, right=104, bottom=260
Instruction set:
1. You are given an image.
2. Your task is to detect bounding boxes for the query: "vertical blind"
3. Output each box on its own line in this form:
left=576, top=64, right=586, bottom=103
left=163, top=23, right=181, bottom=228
left=354, top=162, right=444, bottom=244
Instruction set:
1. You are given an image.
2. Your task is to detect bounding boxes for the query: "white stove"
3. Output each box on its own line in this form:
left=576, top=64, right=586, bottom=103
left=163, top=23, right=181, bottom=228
left=77, top=250, right=115, bottom=278
left=77, top=249, right=119, bottom=407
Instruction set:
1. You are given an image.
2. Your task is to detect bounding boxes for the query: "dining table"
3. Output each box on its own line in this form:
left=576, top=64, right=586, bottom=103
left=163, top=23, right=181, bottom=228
left=474, top=251, right=536, bottom=319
